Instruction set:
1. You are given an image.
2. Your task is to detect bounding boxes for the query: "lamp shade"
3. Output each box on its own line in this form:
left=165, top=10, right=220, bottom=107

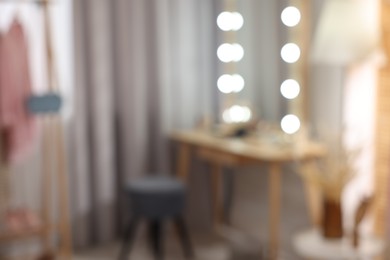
left=311, top=0, right=380, bottom=65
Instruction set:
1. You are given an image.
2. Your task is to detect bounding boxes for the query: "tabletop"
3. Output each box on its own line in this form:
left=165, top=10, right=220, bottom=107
left=171, top=129, right=326, bottom=163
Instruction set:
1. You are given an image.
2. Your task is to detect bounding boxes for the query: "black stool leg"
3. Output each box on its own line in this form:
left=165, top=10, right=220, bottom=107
left=149, top=220, right=163, bottom=260
left=119, top=217, right=139, bottom=260
left=174, top=216, right=193, bottom=258
left=223, top=167, right=235, bottom=225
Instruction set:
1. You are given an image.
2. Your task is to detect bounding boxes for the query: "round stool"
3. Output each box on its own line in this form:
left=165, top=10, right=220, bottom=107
left=118, top=176, right=193, bottom=260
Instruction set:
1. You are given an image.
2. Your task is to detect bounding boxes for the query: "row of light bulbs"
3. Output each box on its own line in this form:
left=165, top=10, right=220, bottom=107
left=280, top=6, right=302, bottom=135
left=216, top=9, right=251, bottom=124
left=217, top=5, right=303, bottom=133
left=217, top=11, right=245, bottom=94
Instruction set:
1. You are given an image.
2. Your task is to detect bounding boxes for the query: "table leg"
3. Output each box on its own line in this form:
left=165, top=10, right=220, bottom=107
left=41, top=117, right=53, bottom=252
left=223, top=167, right=235, bottom=225
left=268, top=163, right=281, bottom=259
left=211, top=163, right=223, bottom=230
left=176, top=143, right=190, bottom=182
left=54, top=118, right=73, bottom=259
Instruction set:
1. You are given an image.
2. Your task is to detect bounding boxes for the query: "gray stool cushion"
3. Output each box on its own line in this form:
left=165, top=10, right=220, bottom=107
left=126, top=176, right=186, bottom=219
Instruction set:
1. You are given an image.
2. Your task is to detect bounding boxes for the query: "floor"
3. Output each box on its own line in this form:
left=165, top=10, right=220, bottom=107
left=72, top=162, right=390, bottom=260
left=72, top=229, right=298, bottom=260
left=73, top=232, right=230, bottom=260
left=73, top=164, right=308, bottom=260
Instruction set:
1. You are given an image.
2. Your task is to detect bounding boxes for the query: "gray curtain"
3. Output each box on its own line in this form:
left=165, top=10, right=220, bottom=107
left=69, top=0, right=217, bottom=247
left=69, top=0, right=294, bottom=248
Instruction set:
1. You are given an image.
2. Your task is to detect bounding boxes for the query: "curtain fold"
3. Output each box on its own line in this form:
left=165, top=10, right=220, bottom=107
left=70, top=0, right=287, bottom=247
left=70, top=0, right=217, bottom=247
left=71, top=0, right=117, bottom=246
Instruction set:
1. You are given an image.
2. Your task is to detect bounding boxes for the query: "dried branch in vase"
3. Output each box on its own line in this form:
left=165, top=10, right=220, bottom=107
left=297, top=144, right=360, bottom=202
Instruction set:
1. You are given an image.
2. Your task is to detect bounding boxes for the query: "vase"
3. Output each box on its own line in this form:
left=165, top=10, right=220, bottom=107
left=321, top=197, right=343, bottom=239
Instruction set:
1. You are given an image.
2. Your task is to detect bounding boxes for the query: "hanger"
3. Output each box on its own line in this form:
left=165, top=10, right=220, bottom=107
left=15, top=0, right=22, bottom=20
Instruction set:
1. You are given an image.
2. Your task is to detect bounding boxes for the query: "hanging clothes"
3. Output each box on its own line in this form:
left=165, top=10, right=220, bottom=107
left=0, top=19, right=36, bottom=163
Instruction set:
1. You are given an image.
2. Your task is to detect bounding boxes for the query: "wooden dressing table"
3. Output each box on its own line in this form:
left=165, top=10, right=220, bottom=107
left=171, top=129, right=326, bottom=258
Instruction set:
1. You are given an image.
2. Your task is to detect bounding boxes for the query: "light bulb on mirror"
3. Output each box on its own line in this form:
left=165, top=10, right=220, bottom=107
left=217, top=43, right=244, bottom=63
left=281, top=43, right=300, bottom=63
left=281, top=114, right=300, bottom=134
left=218, top=74, right=234, bottom=93
left=232, top=43, right=244, bottom=62
left=223, top=105, right=252, bottom=123
left=217, top=43, right=233, bottom=62
left=231, top=12, right=244, bottom=31
left=232, top=74, right=245, bottom=93
left=217, top=12, right=232, bottom=31
left=217, top=12, right=244, bottom=31
left=281, top=6, right=301, bottom=27
left=280, top=79, right=300, bottom=99
left=217, top=74, right=245, bottom=93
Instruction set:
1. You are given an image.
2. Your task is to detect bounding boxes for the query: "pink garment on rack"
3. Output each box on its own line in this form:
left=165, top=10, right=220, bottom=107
left=0, top=19, right=36, bottom=163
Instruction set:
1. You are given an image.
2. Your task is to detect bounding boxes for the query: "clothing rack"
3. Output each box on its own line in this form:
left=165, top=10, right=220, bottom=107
left=0, top=0, right=72, bottom=258
left=0, top=0, right=56, bottom=4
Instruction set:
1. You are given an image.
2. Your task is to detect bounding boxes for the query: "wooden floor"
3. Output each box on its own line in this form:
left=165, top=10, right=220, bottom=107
left=74, top=165, right=309, bottom=260
left=74, top=233, right=230, bottom=260
left=73, top=164, right=390, bottom=259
